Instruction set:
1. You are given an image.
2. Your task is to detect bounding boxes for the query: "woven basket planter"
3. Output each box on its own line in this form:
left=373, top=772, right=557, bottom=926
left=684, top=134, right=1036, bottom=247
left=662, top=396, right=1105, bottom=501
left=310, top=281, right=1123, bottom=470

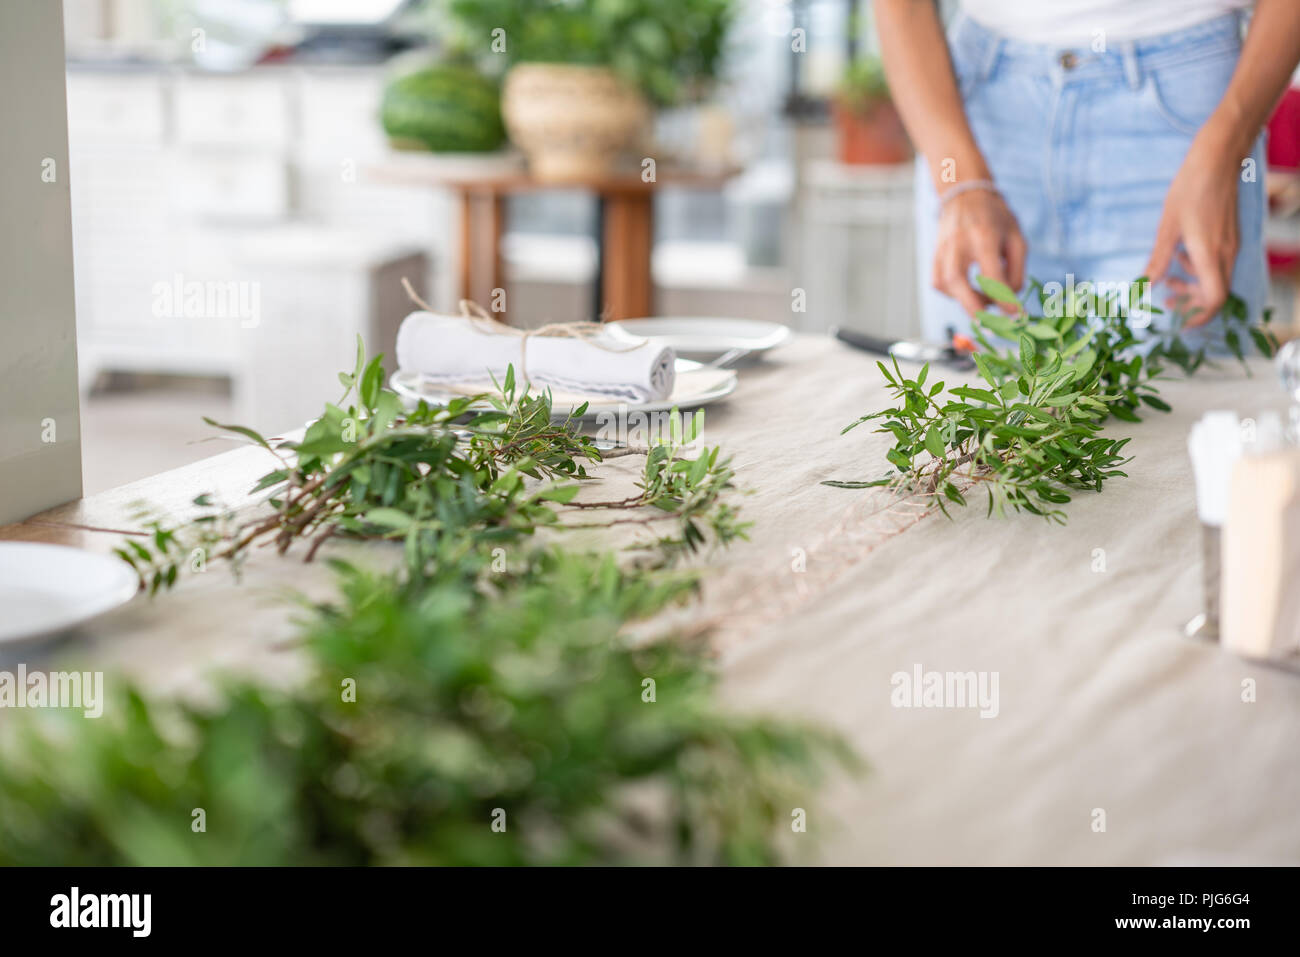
left=502, top=63, right=649, bottom=181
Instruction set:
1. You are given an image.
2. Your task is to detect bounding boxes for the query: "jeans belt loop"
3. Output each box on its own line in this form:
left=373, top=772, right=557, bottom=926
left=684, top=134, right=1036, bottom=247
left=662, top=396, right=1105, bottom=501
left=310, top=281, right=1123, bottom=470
left=1120, top=41, right=1142, bottom=90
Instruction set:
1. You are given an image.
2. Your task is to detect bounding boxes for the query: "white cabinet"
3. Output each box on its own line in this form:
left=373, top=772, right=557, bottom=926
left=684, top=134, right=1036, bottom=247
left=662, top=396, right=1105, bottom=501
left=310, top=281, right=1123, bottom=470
left=66, top=72, right=167, bottom=143
left=167, top=152, right=288, bottom=220
left=230, top=228, right=428, bottom=433
left=66, top=64, right=440, bottom=420
left=173, top=74, right=293, bottom=148
left=296, top=68, right=387, bottom=157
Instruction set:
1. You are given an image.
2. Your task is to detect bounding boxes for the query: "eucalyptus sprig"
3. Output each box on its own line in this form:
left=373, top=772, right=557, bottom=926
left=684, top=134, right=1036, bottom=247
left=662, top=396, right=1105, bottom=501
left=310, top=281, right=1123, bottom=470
left=825, top=276, right=1278, bottom=522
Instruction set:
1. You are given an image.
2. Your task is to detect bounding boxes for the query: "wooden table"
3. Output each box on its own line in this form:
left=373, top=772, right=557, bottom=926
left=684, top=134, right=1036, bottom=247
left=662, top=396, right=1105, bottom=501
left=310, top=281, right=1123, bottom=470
left=4, top=340, right=1299, bottom=863
left=367, top=158, right=738, bottom=322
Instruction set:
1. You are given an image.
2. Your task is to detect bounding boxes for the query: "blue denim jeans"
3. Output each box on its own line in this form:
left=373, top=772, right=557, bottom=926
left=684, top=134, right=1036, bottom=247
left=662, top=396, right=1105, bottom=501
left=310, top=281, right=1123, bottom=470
left=915, top=11, right=1268, bottom=344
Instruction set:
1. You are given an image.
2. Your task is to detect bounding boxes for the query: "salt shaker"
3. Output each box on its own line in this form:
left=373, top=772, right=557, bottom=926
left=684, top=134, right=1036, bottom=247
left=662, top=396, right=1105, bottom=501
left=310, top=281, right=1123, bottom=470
left=1185, top=411, right=1243, bottom=640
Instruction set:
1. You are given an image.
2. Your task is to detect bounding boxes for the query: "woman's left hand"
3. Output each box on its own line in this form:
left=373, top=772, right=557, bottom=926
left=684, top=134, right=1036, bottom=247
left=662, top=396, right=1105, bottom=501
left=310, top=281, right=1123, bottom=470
left=1145, top=134, right=1242, bottom=328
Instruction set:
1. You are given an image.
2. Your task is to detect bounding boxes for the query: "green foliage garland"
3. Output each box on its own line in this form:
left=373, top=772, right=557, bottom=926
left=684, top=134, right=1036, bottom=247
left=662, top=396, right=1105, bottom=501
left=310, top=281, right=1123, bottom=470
left=0, top=345, right=853, bottom=865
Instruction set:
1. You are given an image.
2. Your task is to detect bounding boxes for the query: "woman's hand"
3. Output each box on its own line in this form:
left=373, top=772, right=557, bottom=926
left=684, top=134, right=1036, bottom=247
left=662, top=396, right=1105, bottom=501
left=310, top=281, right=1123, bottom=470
left=1145, top=135, right=1242, bottom=327
left=873, top=0, right=1027, bottom=319
left=1144, top=0, right=1300, bottom=327
left=932, top=187, right=1027, bottom=317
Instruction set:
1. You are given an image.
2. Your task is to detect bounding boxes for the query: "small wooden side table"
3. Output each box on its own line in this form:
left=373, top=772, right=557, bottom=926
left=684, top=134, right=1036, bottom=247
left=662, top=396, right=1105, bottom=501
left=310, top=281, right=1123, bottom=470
left=367, top=159, right=738, bottom=322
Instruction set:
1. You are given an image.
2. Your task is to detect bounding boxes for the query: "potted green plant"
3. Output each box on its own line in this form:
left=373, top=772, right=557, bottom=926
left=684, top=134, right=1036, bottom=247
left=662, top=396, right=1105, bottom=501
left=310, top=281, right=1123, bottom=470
left=833, top=57, right=911, bottom=166
left=450, top=0, right=736, bottom=181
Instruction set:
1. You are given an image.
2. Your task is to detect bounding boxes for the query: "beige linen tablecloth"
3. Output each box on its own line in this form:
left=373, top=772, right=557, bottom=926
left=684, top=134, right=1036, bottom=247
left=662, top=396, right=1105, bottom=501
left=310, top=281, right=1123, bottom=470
left=691, top=337, right=1300, bottom=865
left=5, top=335, right=1296, bottom=864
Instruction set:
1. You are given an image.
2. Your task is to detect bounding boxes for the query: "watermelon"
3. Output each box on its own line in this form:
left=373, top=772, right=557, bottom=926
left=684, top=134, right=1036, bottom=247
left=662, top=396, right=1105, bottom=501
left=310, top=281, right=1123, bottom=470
left=380, top=65, right=506, bottom=153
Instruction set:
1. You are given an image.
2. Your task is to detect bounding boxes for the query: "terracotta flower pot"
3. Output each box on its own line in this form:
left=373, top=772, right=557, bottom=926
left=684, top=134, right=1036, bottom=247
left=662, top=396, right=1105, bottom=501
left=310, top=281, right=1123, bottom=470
left=502, top=63, right=650, bottom=182
left=833, top=99, right=912, bottom=166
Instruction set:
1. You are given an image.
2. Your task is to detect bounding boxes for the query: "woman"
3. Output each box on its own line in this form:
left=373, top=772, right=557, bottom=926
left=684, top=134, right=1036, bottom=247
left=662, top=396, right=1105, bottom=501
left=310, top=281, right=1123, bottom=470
left=875, top=0, right=1300, bottom=342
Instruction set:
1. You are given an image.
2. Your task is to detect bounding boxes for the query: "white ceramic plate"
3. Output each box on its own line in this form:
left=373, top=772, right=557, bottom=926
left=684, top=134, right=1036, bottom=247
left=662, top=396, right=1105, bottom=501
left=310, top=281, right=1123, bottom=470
left=0, top=542, right=138, bottom=646
left=606, top=317, right=792, bottom=361
left=390, top=359, right=738, bottom=419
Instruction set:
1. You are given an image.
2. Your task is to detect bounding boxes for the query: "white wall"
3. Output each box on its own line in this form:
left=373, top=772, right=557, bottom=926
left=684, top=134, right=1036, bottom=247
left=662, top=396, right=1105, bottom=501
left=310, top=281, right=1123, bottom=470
left=0, top=0, right=84, bottom=523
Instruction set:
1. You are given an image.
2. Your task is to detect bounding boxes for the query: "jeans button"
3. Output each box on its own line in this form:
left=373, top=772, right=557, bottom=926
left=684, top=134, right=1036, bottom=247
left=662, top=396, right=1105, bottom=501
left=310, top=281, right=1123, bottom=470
left=1059, top=51, right=1078, bottom=69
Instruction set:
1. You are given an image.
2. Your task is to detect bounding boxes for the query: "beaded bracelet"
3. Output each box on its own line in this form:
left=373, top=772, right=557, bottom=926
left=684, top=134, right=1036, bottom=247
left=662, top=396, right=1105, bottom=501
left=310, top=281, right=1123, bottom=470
left=937, top=178, right=1000, bottom=208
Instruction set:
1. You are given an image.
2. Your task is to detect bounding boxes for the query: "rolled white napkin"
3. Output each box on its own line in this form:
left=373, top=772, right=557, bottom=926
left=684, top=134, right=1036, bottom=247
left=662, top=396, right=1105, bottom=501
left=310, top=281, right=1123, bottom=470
left=395, top=311, right=675, bottom=403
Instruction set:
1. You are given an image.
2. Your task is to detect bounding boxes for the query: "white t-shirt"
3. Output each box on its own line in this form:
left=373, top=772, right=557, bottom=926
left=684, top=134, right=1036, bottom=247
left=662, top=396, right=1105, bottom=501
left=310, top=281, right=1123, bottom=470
left=960, top=0, right=1253, bottom=45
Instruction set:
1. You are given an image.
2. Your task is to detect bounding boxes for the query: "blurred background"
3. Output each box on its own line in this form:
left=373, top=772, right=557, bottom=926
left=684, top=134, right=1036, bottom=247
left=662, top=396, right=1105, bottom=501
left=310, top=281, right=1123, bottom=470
left=60, top=0, right=1300, bottom=491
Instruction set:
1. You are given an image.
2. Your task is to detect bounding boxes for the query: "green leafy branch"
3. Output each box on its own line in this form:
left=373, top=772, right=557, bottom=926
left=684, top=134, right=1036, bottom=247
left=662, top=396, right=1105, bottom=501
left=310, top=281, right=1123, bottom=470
left=116, top=339, right=746, bottom=590
left=564, top=408, right=751, bottom=559
left=825, top=275, right=1278, bottom=522
left=0, top=544, right=855, bottom=866
left=2, top=337, right=854, bottom=866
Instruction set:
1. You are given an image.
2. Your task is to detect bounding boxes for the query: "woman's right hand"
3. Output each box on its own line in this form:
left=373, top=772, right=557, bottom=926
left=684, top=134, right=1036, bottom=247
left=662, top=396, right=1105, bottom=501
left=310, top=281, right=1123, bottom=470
left=932, top=186, right=1027, bottom=317
left=872, top=1, right=1026, bottom=319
